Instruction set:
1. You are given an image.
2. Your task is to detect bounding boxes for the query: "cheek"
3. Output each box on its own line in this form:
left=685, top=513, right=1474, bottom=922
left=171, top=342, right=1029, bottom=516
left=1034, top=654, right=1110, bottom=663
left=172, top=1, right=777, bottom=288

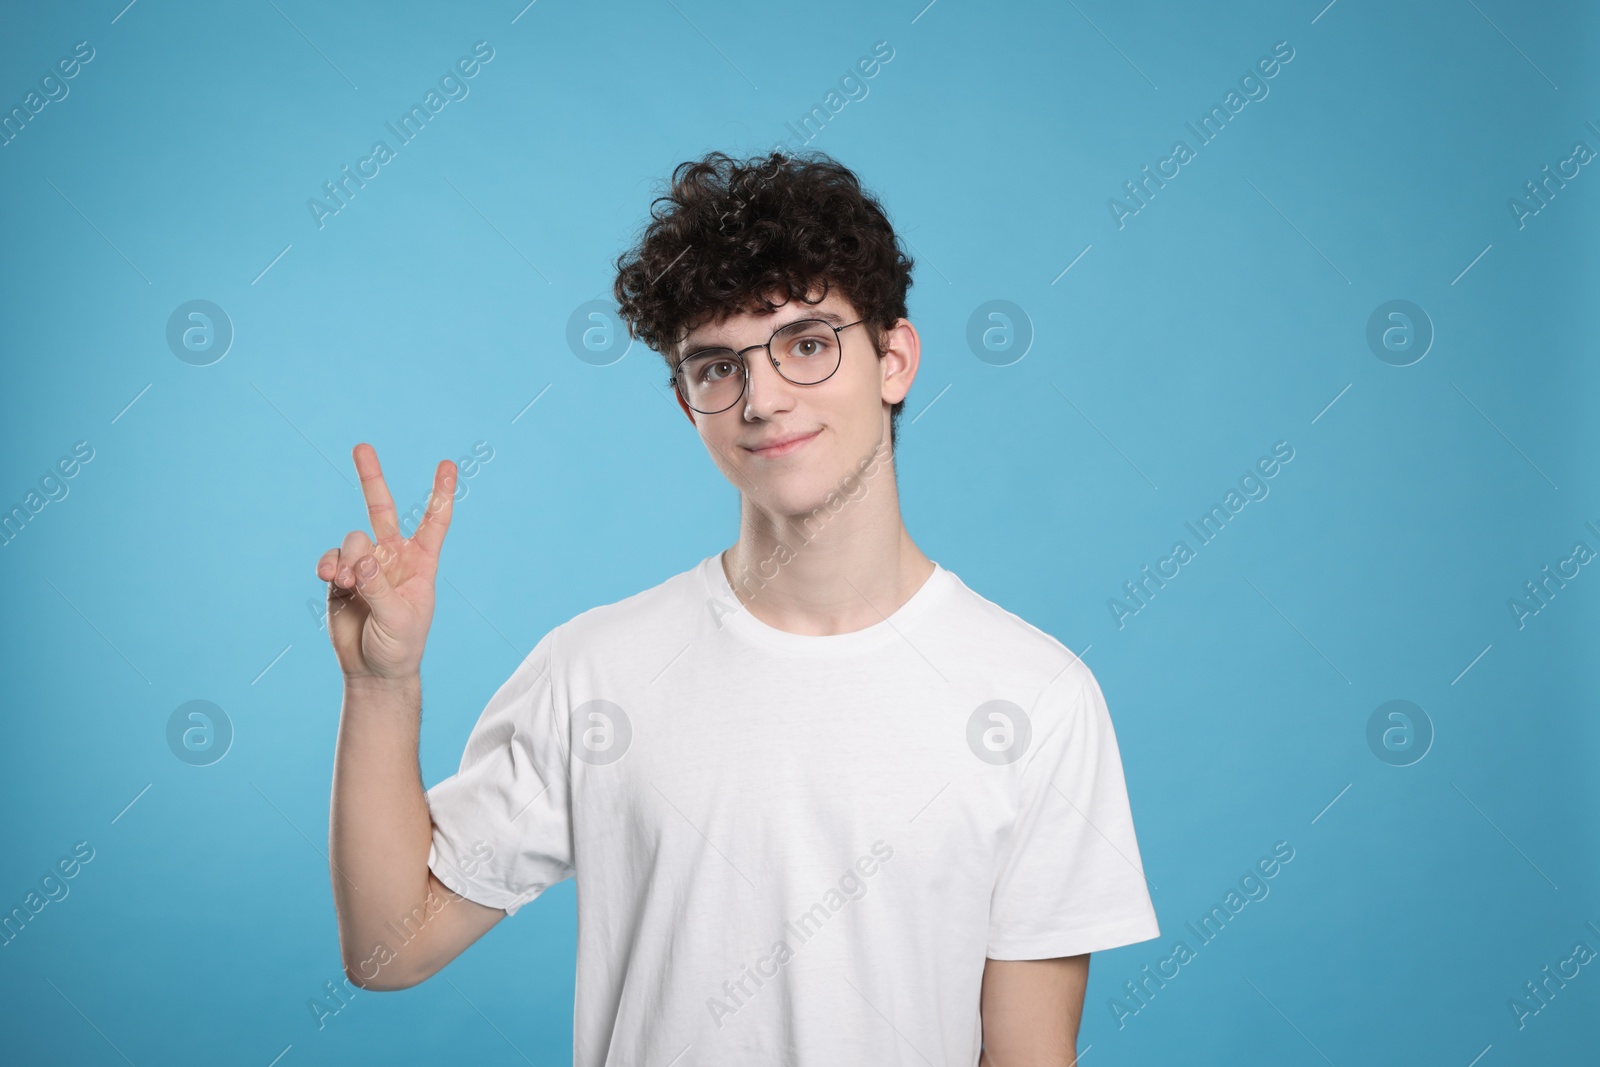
left=822, top=354, right=880, bottom=415
left=704, top=430, right=736, bottom=467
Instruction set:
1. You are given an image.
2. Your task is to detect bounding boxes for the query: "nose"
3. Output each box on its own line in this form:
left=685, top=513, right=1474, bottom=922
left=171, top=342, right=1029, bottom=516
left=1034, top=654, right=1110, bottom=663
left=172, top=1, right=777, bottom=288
left=740, top=348, right=795, bottom=420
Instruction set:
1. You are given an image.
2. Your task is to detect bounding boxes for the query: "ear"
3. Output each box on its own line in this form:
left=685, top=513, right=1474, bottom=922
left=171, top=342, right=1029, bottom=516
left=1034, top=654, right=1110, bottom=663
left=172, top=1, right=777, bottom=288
left=878, top=318, right=921, bottom=406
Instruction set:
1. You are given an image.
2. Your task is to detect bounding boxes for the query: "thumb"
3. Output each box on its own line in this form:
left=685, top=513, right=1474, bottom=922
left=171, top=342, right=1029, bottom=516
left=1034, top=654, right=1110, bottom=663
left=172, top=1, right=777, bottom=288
left=352, top=550, right=397, bottom=608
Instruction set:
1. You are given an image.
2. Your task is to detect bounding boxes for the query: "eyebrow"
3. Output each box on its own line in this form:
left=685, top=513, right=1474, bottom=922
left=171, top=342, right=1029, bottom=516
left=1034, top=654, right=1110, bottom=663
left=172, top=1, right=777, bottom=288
left=682, top=308, right=849, bottom=354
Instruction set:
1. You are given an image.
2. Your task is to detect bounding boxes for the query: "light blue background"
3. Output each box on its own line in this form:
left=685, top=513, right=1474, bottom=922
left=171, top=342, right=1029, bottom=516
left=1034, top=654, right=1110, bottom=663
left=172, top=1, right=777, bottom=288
left=1, top=0, right=1596, bottom=1064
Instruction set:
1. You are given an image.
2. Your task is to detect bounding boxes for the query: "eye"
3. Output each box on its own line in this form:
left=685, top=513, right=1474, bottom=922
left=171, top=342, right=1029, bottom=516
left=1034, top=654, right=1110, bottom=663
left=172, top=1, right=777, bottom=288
left=782, top=328, right=836, bottom=360
left=690, top=356, right=739, bottom=384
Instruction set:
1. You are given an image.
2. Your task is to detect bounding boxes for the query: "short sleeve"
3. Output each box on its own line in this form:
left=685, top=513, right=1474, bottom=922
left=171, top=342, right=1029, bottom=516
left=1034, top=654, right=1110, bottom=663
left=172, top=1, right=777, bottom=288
left=987, top=664, right=1160, bottom=958
left=425, top=628, right=574, bottom=917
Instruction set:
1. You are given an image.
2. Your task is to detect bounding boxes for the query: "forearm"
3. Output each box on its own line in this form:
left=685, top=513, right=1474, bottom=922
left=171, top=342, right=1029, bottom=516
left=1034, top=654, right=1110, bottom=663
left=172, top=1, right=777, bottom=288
left=329, top=672, right=436, bottom=988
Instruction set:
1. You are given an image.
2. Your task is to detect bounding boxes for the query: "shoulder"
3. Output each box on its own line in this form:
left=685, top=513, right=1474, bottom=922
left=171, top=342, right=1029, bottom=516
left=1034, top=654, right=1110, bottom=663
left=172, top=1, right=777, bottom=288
left=544, top=558, right=710, bottom=663
left=937, top=566, right=1100, bottom=701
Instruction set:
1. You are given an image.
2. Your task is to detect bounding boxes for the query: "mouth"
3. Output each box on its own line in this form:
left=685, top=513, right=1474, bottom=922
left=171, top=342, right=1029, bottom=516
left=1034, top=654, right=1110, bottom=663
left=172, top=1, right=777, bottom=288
left=743, top=429, right=821, bottom=458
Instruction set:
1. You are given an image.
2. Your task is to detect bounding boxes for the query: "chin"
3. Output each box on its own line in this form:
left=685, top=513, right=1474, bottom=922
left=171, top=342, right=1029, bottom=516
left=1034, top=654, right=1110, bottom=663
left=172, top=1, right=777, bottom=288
left=741, top=467, right=849, bottom=522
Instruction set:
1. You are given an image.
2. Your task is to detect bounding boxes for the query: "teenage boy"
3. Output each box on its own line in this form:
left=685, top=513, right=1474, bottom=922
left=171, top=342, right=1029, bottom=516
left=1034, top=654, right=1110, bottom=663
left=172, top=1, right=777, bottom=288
left=322, top=149, right=1159, bottom=1066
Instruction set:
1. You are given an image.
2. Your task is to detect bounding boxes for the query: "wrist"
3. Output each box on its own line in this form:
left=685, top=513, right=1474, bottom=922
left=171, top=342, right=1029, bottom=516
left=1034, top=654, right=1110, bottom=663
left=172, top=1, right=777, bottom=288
left=343, top=669, right=421, bottom=695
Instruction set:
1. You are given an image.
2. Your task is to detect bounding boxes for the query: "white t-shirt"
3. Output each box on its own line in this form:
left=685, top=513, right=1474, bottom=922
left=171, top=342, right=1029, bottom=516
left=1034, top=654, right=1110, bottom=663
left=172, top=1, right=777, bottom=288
left=426, top=552, right=1159, bottom=1065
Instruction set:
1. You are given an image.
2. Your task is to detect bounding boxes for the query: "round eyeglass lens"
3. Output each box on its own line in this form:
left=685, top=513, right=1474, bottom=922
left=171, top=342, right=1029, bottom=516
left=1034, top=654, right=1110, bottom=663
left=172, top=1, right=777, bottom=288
left=770, top=318, right=844, bottom=384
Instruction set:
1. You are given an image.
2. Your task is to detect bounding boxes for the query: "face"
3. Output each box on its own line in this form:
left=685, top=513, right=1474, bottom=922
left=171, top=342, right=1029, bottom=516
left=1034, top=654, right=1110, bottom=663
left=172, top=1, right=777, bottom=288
left=672, top=285, right=918, bottom=518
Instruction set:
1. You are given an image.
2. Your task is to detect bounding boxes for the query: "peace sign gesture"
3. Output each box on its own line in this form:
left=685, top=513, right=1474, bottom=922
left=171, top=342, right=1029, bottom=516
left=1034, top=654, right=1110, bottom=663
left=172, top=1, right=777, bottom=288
left=316, top=443, right=457, bottom=682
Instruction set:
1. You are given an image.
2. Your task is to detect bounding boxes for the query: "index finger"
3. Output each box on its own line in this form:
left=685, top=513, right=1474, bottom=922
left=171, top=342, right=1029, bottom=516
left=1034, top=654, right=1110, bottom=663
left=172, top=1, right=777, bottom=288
left=411, top=459, right=458, bottom=559
left=352, top=443, right=403, bottom=546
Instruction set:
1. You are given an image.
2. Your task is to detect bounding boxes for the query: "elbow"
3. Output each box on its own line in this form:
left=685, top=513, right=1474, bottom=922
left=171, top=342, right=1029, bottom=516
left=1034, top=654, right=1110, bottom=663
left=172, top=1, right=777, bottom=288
left=342, top=957, right=420, bottom=992
left=338, top=925, right=432, bottom=991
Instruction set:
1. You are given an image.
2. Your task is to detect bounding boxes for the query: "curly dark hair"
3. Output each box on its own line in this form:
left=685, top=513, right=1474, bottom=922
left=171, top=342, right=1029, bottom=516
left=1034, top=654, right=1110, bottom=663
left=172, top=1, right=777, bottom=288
left=612, top=149, right=915, bottom=452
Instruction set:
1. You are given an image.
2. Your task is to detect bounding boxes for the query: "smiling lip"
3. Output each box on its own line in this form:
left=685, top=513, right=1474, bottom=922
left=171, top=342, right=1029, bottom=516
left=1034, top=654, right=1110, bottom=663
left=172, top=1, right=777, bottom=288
left=744, top=429, right=821, bottom=458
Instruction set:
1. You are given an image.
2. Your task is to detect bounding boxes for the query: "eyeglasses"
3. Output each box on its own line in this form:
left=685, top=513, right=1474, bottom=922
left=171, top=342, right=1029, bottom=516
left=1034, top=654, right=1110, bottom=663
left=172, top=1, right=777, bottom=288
left=672, top=317, right=866, bottom=415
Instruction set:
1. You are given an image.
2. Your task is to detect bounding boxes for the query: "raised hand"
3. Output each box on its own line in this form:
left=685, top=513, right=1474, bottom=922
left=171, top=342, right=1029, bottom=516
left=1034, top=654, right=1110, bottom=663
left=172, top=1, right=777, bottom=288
left=316, top=444, right=457, bottom=682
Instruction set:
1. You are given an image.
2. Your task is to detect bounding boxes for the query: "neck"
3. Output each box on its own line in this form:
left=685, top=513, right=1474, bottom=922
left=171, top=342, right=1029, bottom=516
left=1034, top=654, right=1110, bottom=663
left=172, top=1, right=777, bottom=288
left=721, top=439, right=933, bottom=637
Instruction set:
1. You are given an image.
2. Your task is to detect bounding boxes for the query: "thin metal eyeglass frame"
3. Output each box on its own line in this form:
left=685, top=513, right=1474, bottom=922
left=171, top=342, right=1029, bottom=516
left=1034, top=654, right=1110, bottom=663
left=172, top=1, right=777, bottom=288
left=672, top=318, right=866, bottom=414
